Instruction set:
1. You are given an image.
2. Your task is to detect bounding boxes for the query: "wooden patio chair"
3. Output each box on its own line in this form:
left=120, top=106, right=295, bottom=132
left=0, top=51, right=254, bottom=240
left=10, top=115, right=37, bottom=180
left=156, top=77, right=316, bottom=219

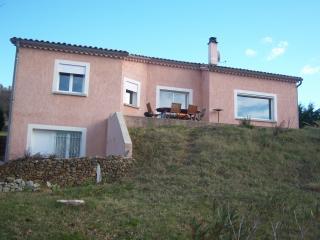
left=144, top=102, right=160, bottom=117
left=196, top=108, right=206, bottom=121
left=186, top=104, right=198, bottom=120
left=165, top=103, right=182, bottom=119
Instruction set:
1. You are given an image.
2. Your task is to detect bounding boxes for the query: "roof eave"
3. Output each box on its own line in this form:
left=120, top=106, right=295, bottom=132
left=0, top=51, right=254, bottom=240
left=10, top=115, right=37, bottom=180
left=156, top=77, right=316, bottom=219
left=10, top=37, right=303, bottom=83
left=10, top=37, right=129, bottom=57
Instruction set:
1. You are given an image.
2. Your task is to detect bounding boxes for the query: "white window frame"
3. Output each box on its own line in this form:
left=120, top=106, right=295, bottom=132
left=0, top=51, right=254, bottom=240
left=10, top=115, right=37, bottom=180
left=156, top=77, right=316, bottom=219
left=234, top=89, right=277, bottom=122
left=52, top=59, right=90, bottom=96
left=26, top=124, right=87, bottom=157
left=123, top=77, right=141, bottom=108
left=156, top=86, right=193, bottom=109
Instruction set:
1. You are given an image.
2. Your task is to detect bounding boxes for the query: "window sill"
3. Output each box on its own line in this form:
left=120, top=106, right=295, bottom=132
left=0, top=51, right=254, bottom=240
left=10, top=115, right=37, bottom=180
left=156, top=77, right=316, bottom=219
left=53, top=91, right=87, bottom=97
left=235, top=117, right=277, bottom=124
left=124, top=103, right=140, bottom=109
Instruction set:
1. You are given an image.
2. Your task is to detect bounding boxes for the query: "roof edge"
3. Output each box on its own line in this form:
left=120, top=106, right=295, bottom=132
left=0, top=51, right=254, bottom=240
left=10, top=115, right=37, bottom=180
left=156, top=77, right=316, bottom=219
left=10, top=37, right=129, bottom=57
left=10, top=37, right=303, bottom=83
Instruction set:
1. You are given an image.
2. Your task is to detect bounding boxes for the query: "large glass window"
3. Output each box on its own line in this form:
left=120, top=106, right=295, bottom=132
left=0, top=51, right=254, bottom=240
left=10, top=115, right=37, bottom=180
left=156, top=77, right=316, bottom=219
left=159, top=90, right=189, bottom=109
left=237, top=94, right=274, bottom=120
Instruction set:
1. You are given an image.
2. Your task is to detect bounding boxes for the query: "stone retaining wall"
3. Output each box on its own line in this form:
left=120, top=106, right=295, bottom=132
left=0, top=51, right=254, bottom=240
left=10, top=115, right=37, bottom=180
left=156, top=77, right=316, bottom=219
left=0, top=156, right=134, bottom=186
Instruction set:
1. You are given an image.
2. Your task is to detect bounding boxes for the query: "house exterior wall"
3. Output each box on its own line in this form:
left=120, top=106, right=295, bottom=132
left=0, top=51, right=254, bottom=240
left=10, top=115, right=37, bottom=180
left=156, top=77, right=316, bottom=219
left=208, top=72, right=299, bottom=128
left=8, top=47, right=299, bottom=160
left=9, top=48, right=123, bottom=159
left=121, top=61, right=149, bottom=116
left=121, top=61, right=203, bottom=116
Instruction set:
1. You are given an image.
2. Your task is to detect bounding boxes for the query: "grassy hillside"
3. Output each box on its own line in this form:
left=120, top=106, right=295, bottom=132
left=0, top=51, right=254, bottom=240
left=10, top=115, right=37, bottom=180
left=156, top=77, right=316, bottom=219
left=1, top=125, right=320, bottom=239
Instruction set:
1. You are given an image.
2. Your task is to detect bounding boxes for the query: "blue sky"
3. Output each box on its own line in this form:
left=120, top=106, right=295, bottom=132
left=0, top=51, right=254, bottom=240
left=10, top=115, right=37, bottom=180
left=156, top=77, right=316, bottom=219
left=0, top=0, right=319, bottom=107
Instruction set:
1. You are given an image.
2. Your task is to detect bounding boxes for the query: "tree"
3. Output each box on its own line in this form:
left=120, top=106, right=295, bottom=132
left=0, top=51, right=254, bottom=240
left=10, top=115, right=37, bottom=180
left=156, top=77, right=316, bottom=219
left=299, top=103, right=320, bottom=128
left=0, top=84, right=11, bottom=118
left=0, top=107, right=4, bottom=131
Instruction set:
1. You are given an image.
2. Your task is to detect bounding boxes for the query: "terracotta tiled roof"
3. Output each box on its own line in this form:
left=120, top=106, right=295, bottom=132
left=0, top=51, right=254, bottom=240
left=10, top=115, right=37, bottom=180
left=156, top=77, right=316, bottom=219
left=10, top=37, right=128, bottom=57
left=10, top=37, right=302, bottom=83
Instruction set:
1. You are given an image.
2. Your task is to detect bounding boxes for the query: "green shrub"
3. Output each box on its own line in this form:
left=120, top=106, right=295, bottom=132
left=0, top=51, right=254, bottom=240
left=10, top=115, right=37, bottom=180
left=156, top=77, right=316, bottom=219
left=239, top=117, right=254, bottom=129
left=0, top=107, right=4, bottom=131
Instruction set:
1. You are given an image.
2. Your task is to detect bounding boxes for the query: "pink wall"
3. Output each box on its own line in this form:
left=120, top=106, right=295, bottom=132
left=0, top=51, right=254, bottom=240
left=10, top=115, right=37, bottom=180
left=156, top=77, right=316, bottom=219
left=208, top=72, right=299, bottom=128
left=121, top=61, right=149, bottom=116
left=9, top=48, right=123, bottom=159
left=122, top=61, right=203, bottom=115
left=8, top=47, right=299, bottom=159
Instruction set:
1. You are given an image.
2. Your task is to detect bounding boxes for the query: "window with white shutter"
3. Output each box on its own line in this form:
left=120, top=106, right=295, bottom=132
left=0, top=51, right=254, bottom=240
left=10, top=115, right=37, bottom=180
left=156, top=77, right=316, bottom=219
left=123, top=78, right=140, bottom=107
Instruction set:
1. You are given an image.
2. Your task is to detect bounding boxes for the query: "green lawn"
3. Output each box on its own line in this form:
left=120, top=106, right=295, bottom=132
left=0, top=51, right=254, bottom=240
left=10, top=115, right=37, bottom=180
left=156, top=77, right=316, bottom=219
left=1, top=125, right=320, bottom=239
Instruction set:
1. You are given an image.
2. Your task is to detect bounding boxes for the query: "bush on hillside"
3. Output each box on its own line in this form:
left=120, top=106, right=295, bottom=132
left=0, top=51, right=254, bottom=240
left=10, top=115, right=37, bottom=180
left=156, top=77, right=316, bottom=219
left=0, top=107, right=4, bottom=131
left=299, top=103, right=320, bottom=128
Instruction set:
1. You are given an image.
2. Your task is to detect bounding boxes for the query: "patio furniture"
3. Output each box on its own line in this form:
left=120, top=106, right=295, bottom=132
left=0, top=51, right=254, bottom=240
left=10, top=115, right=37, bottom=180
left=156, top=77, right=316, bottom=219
left=213, top=108, right=223, bottom=123
left=164, top=103, right=183, bottom=119
left=156, top=107, right=184, bottom=118
left=196, top=108, right=206, bottom=121
left=156, top=105, right=200, bottom=120
left=144, top=102, right=160, bottom=118
left=186, top=104, right=198, bottom=120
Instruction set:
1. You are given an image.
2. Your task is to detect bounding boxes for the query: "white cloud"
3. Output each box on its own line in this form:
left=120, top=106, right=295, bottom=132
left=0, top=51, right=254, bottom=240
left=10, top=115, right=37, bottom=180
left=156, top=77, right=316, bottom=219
left=261, top=36, right=273, bottom=44
left=267, top=41, right=288, bottom=61
left=245, top=48, right=257, bottom=57
left=301, top=65, right=320, bottom=75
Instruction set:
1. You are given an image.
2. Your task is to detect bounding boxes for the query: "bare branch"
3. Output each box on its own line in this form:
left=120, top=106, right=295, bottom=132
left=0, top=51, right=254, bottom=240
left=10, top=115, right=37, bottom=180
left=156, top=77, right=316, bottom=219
left=246, top=220, right=258, bottom=240
left=237, top=216, right=244, bottom=240
left=271, top=221, right=281, bottom=240
left=227, top=204, right=237, bottom=239
left=294, top=210, right=305, bottom=239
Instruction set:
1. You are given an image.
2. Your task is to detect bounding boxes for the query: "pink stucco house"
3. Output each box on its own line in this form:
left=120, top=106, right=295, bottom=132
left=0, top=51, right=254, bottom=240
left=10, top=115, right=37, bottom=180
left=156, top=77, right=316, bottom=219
left=5, top=37, right=302, bottom=160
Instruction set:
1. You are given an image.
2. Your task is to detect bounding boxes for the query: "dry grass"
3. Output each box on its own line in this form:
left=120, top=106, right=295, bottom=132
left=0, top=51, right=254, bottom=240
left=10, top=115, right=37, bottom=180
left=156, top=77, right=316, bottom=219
left=1, top=125, right=320, bottom=239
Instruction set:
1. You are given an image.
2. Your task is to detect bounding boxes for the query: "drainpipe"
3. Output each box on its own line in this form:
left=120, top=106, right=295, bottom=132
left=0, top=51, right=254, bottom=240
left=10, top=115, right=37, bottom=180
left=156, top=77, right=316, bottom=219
left=4, top=40, right=20, bottom=162
left=296, top=79, right=303, bottom=88
left=295, top=78, right=303, bottom=128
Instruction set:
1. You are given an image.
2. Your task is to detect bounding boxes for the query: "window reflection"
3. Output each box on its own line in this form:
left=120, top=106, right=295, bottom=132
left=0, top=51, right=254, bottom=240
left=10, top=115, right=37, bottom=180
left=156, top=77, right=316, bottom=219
left=160, top=90, right=188, bottom=108
left=237, top=95, right=272, bottom=120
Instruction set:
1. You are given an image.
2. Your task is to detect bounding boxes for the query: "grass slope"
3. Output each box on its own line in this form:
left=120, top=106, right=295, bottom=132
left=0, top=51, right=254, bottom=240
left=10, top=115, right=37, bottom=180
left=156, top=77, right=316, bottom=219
left=1, top=125, right=320, bottom=239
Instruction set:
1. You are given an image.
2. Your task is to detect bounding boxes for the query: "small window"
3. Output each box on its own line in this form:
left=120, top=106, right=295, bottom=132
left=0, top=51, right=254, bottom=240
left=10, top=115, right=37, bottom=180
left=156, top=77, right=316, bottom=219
left=53, top=60, right=90, bottom=96
left=235, top=90, right=277, bottom=121
left=123, top=78, right=140, bottom=107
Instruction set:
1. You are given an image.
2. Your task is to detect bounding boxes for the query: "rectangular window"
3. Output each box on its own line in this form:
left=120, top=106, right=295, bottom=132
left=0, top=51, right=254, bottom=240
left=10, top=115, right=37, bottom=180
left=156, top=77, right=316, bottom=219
left=159, top=90, right=189, bottom=109
left=55, top=131, right=82, bottom=158
left=27, top=124, right=86, bottom=158
left=31, top=129, right=82, bottom=158
left=53, top=60, right=90, bottom=96
left=58, top=73, right=85, bottom=93
left=123, top=78, right=140, bottom=107
left=235, top=90, right=276, bottom=121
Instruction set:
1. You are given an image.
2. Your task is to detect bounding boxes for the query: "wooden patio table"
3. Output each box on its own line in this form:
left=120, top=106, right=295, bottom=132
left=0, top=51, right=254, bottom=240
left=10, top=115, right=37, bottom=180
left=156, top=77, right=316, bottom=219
left=156, top=107, right=200, bottom=119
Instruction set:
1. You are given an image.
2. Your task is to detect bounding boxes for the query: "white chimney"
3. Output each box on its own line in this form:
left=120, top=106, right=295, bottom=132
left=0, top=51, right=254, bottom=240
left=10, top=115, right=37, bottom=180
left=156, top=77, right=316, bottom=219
left=208, top=37, right=219, bottom=65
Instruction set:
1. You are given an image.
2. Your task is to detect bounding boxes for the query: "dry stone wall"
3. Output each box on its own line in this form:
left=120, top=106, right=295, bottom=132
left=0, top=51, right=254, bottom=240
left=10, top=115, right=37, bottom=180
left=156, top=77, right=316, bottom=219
left=0, top=156, right=134, bottom=186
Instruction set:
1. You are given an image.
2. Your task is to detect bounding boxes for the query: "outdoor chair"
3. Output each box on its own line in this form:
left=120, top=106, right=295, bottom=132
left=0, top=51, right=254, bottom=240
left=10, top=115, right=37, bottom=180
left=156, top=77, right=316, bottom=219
left=165, top=103, right=184, bottom=119
left=185, top=104, right=198, bottom=120
left=144, top=102, right=160, bottom=118
left=196, top=108, right=206, bottom=121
